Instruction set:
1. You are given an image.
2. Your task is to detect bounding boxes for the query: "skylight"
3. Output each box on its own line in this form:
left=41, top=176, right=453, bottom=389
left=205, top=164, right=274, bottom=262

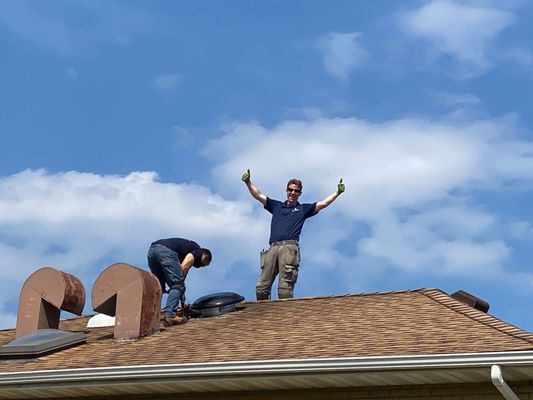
left=0, top=329, right=86, bottom=359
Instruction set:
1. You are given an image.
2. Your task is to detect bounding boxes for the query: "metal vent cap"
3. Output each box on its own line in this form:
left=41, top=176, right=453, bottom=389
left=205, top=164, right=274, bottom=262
left=191, top=292, right=244, bottom=318
left=451, top=290, right=490, bottom=313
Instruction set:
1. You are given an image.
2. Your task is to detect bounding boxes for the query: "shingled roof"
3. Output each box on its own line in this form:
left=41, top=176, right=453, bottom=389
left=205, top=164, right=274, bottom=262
left=1, top=288, right=533, bottom=374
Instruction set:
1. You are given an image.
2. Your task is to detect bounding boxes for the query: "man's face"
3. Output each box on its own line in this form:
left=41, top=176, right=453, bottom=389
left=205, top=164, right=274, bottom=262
left=286, top=184, right=302, bottom=204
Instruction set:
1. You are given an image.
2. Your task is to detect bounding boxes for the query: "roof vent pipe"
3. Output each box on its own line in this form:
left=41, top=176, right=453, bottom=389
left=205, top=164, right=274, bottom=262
left=451, top=290, right=490, bottom=313
left=491, top=365, right=519, bottom=400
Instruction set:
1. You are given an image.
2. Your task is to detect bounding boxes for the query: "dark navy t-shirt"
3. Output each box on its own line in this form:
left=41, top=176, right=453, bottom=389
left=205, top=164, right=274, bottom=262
left=265, top=198, right=318, bottom=244
left=152, top=238, right=204, bottom=268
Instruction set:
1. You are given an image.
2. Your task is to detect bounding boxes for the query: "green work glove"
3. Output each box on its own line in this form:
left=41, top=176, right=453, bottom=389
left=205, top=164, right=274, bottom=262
left=241, top=169, right=250, bottom=183
left=337, top=178, right=345, bottom=194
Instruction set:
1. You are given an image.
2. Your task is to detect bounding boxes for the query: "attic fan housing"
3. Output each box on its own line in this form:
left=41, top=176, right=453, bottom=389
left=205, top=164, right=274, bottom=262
left=191, top=292, right=244, bottom=318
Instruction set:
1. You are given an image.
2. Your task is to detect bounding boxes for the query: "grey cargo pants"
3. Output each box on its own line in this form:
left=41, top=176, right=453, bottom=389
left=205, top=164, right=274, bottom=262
left=256, top=240, right=300, bottom=300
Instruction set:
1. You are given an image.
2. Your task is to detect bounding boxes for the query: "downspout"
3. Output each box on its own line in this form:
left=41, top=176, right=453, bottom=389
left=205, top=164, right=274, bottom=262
left=491, top=365, right=519, bottom=400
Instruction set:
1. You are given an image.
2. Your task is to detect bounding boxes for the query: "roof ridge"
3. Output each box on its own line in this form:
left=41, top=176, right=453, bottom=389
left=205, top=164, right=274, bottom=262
left=246, top=288, right=429, bottom=304
left=419, top=288, right=533, bottom=345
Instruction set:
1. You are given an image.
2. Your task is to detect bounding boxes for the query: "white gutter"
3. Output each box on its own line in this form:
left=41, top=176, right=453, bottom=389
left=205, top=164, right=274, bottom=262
left=1, top=350, right=533, bottom=386
left=491, top=365, right=520, bottom=400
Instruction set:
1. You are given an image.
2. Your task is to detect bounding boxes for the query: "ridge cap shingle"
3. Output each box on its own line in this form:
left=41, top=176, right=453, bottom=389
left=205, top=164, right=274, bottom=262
left=247, top=288, right=428, bottom=304
left=419, top=288, right=533, bottom=345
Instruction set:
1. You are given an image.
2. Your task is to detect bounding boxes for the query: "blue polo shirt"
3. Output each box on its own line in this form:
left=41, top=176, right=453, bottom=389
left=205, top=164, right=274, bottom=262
left=151, top=238, right=204, bottom=268
left=265, top=198, right=318, bottom=244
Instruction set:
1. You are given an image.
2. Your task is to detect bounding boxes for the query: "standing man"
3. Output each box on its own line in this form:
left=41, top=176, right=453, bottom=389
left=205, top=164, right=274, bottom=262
left=242, top=169, right=344, bottom=300
left=147, top=238, right=212, bottom=326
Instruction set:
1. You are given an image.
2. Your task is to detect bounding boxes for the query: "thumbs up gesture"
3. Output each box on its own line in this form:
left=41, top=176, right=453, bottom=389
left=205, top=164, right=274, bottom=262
left=241, top=169, right=251, bottom=183
left=337, top=178, right=345, bottom=194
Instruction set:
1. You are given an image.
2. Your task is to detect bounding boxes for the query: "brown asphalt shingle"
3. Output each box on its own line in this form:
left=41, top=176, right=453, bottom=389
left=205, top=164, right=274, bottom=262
left=0, top=288, right=532, bottom=373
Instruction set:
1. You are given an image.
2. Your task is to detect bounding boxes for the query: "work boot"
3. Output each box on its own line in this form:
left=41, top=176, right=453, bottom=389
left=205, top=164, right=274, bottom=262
left=162, top=315, right=188, bottom=327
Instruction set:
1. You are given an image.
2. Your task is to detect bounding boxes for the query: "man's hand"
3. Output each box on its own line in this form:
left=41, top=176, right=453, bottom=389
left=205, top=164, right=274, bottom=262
left=176, top=304, right=191, bottom=317
left=337, top=178, right=345, bottom=194
left=241, top=168, right=250, bottom=183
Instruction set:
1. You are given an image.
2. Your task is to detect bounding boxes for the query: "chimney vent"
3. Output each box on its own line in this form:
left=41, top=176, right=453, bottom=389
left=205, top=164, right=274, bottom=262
left=451, top=290, right=490, bottom=313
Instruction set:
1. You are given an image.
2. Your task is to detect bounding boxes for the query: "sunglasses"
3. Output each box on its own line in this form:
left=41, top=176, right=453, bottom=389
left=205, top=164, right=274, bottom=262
left=286, top=188, right=301, bottom=194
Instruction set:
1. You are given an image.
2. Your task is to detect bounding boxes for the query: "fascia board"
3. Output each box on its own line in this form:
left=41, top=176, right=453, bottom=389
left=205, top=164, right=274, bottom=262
left=2, top=351, right=533, bottom=387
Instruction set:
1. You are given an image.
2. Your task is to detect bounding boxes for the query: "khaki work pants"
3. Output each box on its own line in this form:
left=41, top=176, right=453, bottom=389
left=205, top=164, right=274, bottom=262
left=256, top=242, right=300, bottom=300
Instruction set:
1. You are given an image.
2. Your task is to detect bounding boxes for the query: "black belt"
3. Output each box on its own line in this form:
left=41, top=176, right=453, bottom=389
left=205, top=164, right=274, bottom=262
left=270, top=240, right=298, bottom=246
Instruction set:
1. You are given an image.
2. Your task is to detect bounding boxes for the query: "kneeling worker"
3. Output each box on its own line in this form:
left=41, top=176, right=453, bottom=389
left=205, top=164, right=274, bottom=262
left=147, top=237, right=212, bottom=326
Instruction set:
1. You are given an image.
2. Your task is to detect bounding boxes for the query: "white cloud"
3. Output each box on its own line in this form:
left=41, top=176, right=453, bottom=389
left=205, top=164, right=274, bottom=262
left=410, top=205, right=496, bottom=238
left=153, top=73, right=182, bottom=90
left=358, top=212, right=509, bottom=275
left=398, top=0, right=516, bottom=76
left=206, top=115, right=533, bottom=281
left=316, top=32, right=368, bottom=80
left=208, top=117, right=533, bottom=212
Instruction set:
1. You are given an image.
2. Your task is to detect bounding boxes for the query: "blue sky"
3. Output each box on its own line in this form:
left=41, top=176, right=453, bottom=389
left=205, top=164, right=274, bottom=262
left=1, top=0, right=533, bottom=331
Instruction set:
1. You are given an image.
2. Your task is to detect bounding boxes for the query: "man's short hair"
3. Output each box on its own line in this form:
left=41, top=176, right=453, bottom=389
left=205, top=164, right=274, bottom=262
left=287, top=179, right=302, bottom=190
left=201, top=248, right=212, bottom=265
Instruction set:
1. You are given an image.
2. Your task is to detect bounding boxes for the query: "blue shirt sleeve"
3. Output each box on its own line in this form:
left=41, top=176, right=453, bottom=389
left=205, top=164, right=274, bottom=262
left=264, top=197, right=281, bottom=214
left=303, top=202, right=319, bottom=218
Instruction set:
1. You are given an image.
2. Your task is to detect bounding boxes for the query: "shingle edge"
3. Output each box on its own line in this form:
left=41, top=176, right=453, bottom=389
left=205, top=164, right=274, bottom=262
left=419, top=288, right=533, bottom=345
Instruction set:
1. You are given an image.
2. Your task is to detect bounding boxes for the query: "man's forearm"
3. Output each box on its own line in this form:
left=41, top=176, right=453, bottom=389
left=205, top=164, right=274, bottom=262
left=246, top=180, right=267, bottom=204
left=242, top=169, right=267, bottom=205
left=175, top=280, right=187, bottom=308
left=323, top=191, right=340, bottom=206
left=315, top=179, right=345, bottom=211
left=315, top=191, right=341, bottom=211
left=246, top=180, right=260, bottom=197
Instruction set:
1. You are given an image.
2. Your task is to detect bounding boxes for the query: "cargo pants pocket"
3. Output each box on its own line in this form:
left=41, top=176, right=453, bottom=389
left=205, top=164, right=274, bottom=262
left=282, top=244, right=300, bottom=284
left=283, top=244, right=300, bottom=267
left=282, top=264, right=299, bottom=285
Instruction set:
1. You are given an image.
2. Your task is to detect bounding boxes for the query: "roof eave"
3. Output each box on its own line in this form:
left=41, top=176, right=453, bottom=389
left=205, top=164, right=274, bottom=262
left=2, top=351, right=533, bottom=399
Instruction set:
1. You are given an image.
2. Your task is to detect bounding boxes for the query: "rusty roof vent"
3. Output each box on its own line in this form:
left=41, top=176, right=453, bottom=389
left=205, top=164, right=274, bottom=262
left=16, top=267, right=86, bottom=338
left=0, top=329, right=86, bottom=360
left=191, top=292, right=244, bottom=318
left=92, top=263, right=162, bottom=341
left=451, top=290, right=490, bottom=313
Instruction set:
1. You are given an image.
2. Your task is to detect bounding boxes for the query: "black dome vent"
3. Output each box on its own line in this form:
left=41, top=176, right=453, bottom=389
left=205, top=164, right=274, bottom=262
left=191, top=292, right=244, bottom=318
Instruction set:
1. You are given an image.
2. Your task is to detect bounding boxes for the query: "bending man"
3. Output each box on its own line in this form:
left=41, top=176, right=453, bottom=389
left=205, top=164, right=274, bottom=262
left=147, top=237, right=212, bottom=326
left=242, top=170, right=344, bottom=300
